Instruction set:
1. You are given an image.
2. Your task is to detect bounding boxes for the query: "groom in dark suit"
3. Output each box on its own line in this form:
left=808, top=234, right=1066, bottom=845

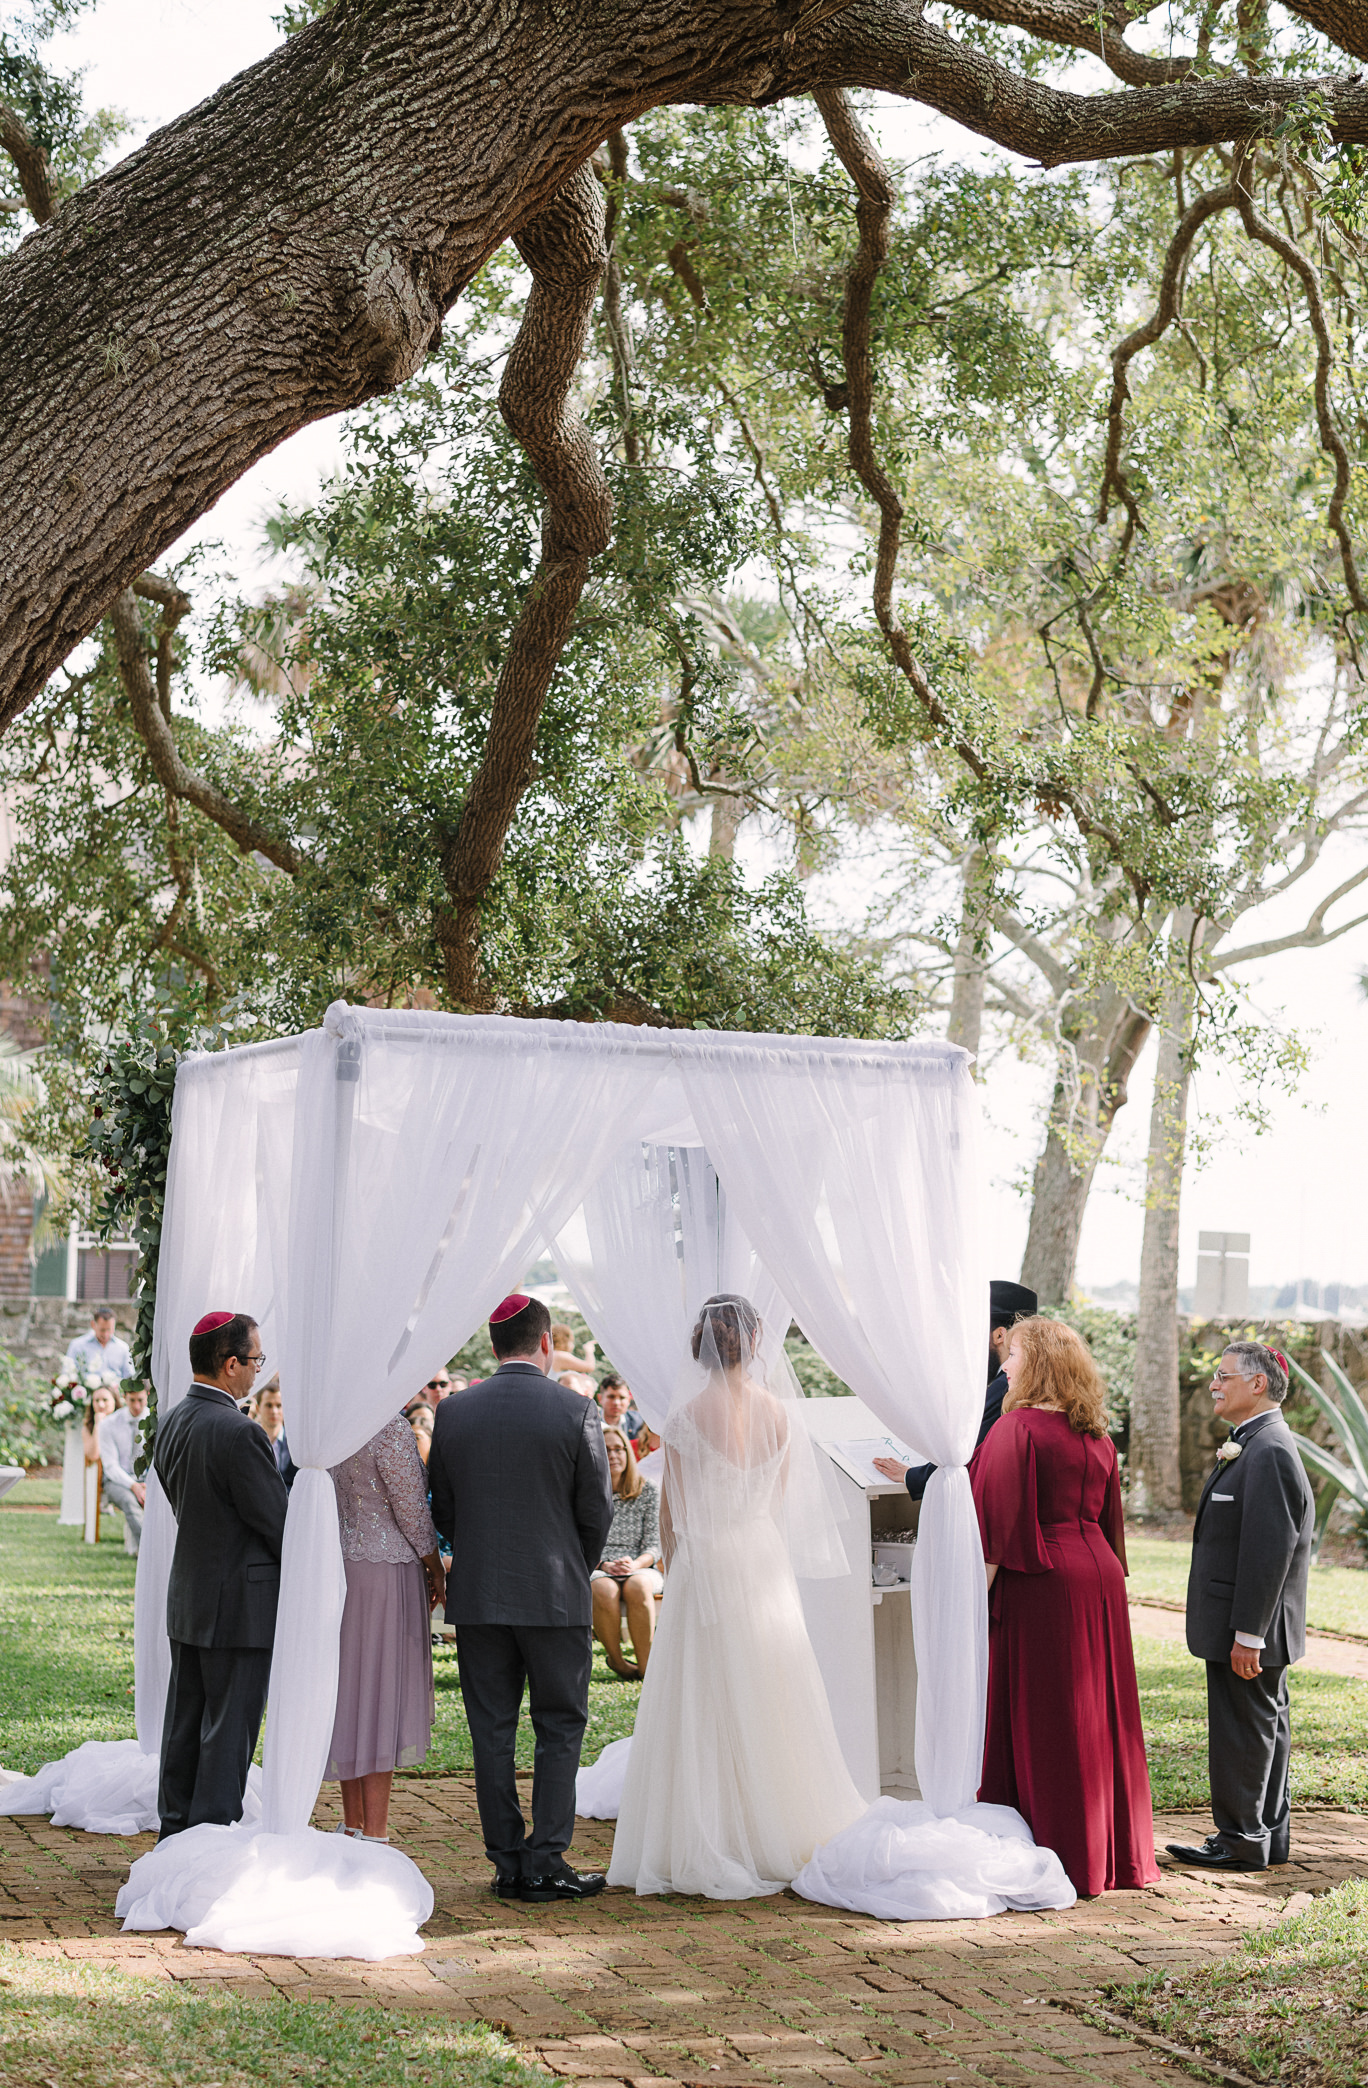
left=152, top=1310, right=288, bottom=1839
left=429, top=1293, right=613, bottom=1903
left=1168, top=1339, right=1314, bottom=1872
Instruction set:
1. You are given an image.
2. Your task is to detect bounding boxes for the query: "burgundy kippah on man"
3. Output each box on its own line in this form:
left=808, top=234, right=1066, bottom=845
left=191, top=1311, right=236, bottom=1336
left=489, top=1294, right=532, bottom=1325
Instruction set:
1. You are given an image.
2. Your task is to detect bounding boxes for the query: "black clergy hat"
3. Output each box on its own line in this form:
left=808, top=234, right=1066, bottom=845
left=990, top=1279, right=1037, bottom=1328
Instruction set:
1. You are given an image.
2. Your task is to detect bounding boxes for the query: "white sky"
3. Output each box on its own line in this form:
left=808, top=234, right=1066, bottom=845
left=47, top=2, right=1368, bottom=1294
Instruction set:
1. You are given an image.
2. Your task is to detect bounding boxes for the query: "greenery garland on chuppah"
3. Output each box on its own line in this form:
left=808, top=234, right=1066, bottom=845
left=82, top=1026, right=178, bottom=1474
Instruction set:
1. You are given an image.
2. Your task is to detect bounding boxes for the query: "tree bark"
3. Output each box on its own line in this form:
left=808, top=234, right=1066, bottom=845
left=1019, top=997, right=1151, bottom=1303
left=4, top=0, right=1368, bottom=721
left=1129, top=926, right=1195, bottom=1517
left=436, top=164, right=611, bottom=1007
left=946, top=846, right=990, bottom=1059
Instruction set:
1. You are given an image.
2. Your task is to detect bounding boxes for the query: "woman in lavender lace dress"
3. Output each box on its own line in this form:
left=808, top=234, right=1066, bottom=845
left=326, top=1415, right=446, bottom=1843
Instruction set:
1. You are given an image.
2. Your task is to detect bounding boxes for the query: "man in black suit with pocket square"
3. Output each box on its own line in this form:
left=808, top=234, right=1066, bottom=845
left=1168, top=1339, right=1314, bottom=1872
left=428, top=1292, right=613, bottom=1904
left=152, top=1310, right=288, bottom=1840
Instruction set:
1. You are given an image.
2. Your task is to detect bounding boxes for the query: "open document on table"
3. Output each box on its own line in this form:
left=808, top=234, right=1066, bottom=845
left=822, top=1436, right=919, bottom=1490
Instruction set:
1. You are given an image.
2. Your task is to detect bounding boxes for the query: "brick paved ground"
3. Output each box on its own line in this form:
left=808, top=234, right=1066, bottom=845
left=5, top=1780, right=1367, bottom=2087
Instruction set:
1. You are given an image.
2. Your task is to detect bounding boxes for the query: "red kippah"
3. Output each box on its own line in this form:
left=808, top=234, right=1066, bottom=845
left=192, top=1311, right=236, bottom=1336
left=489, top=1294, right=532, bottom=1325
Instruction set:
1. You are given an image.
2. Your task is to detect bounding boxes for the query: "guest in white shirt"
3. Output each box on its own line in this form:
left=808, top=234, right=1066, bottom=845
left=66, top=1308, right=134, bottom=1382
left=96, top=1382, right=148, bottom=1554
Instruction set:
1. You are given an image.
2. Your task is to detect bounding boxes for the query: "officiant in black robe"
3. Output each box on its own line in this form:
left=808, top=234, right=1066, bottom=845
left=895, top=1280, right=1037, bottom=1501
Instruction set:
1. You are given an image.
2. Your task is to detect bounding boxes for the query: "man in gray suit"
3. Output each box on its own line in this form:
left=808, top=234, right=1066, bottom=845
left=429, top=1294, right=613, bottom=1903
left=1168, top=1339, right=1314, bottom=1872
left=152, top=1310, right=288, bottom=1840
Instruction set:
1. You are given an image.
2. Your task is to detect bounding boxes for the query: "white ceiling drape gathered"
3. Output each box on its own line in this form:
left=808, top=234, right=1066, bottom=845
left=552, top=1141, right=790, bottom=1432
left=670, top=1032, right=988, bottom=1817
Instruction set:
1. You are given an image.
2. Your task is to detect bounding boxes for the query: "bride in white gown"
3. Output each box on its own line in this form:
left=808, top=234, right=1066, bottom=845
left=607, top=1295, right=864, bottom=1898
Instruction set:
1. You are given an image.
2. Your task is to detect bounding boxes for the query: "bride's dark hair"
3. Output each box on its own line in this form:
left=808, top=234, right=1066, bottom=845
left=690, top=1294, right=761, bottom=1369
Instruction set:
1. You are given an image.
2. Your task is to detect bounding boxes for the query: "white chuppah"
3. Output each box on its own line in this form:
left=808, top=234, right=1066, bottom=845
left=1, top=1003, right=1072, bottom=1953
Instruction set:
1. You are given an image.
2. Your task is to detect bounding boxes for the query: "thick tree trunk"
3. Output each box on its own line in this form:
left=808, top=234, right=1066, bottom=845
left=1129, top=927, right=1195, bottom=1516
left=1020, top=999, right=1150, bottom=1303
left=946, top=847, right=989, bottom=1059
left=3, top=1, right=1367, bottom=720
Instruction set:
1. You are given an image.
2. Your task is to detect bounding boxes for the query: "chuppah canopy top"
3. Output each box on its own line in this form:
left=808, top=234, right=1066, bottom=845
left=111, top=1002, right=993, bottom=1955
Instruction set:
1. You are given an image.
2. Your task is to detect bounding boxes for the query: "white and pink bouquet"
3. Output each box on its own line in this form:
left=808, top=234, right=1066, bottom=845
left=50, top=1365, right=121, bottom=1423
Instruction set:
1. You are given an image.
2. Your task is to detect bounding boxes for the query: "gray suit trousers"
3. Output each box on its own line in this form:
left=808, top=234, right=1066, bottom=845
left=455, top=1624, right=592, bottom=1872
left=1206, top=1660, right=1291, bottom=1865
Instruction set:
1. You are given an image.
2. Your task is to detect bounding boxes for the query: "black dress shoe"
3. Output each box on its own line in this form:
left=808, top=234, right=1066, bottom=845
left=1165, top=1838, right=1267, bottom=1872
left=491, top=1870, right=522, bottom=1899
left=518, top=1861, right=607, bottom=1903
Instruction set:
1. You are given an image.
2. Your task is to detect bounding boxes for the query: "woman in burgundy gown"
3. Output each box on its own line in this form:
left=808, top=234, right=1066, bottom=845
left=970, top=1317, right=1159, bottom=1897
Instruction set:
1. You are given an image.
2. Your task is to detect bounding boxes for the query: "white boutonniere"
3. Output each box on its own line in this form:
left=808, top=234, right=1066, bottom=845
left=1215, top=1440, right=1243, bottom=1464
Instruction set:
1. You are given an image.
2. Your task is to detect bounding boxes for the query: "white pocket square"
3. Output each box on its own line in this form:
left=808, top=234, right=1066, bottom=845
left=1211, top=1492, right=1235, bottom=1502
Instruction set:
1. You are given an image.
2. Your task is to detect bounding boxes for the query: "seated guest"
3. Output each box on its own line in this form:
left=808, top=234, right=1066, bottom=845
left=559, top=1371, right=597, bottom=1398
left=326, top=1415, right=446, bottom=1843
left=249, top=1375, right=296, bottom=1490
left=972, top=1316, right=1159, bottom=1897
left=596, top=1374, right=643, bottom=1440
left=591, top=1427, right=662, bottom=1680
left=633, top=1420, right=663, bottom=1485
left=421, top=1369, right=454, bottom=1403
left=551, top=1323, right=596, bottom=1377
left=409, top=1402, right=435, bottom=1466
left=83, top=1382, right=119, bottom=1464
left=97, top=1380, right=149, bottom=1554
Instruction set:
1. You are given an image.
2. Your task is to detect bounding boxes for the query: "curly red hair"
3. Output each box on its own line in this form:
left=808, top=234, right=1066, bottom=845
left=1002, top=1318, right=1108, bottom=1438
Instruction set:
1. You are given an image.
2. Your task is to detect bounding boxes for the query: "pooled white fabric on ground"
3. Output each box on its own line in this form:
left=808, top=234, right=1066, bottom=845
left=792, top=1797, right=1076, bottom=1921
left=0, top=1739, right=262, bottom=1838
left=577, top=1734, right=632, bottom=1819
left=116, top=1822, right=431, bottom=1958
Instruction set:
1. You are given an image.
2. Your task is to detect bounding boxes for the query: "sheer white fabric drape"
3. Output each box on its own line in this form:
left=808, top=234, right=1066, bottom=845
left=553, top=1142, right=789, bottom=1432
left=1, top=1039, right=300, bottom=1839
left=262, top=1005, right=657, bottom=1838
left=118, top=1006, right=661, bottom=1954
left=671, top=1035, right=987, bottom=1816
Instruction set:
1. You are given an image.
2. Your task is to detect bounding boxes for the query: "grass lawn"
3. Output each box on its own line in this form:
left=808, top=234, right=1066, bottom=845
left=0, top=1484, right=640, bottom=1780
left=1109, top=1875, right=1368, bottom=2087
left=1135, top=1636, right=1368, bottom=1810
left=0, top=1944, right=550, bottom=2088
left=0, top=1481, right=139, bottom=1777
left=429, top=1639, right=640, bottom=1775
left=1126, top=1531, right=1368, bottom=1638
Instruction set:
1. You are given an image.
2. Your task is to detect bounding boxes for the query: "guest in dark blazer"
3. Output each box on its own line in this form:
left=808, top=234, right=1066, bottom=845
left=1168, top=1340, right=1314, bottom=1873
left=428, top=1292, right=613, bottom=1904
left=152, top=1310, right=287, bottom=1841
left=249, top=1375, right=297, bottom=1490
left=874, top=1279, right=1038, bottom=1498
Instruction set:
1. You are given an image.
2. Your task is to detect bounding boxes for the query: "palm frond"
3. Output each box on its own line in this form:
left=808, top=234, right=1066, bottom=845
left=1288, top=1357, right=1368, bottom=1493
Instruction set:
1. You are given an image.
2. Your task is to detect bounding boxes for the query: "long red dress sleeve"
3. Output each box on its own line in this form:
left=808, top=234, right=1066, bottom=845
left=976, top=1409, right=1159, bottom=1896
left=1100, top=1452, right=1129, bottom=1573
left=971, top=1412, right=1052, bottom=1573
